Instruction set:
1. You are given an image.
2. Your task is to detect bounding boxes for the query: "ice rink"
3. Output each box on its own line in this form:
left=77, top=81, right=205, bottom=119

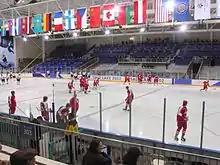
left=0, top=78, right=220, bottom=152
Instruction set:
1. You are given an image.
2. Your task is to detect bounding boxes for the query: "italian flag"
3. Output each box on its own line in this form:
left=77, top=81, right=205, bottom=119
left=134, top=0, right=147, bottom=24
left=118, top=5, right=131, bottom=25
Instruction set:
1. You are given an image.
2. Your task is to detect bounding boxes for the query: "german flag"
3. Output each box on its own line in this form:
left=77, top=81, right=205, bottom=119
left=43, top=13, right=52, bottom=32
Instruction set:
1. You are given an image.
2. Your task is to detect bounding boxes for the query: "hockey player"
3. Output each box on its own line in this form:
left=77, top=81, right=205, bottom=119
left=8, top=91, right=16, bottom=115
left=123, top=86, right=134, bottom=111
left=79, top=76, right=86, bottom=91
left=147, top=73, right=152, bottom=83
left=1, top=74, right=5, bottom=85
left=56, top=103, right=70, bottom=123
left=68, top=80, right=74, bottom=93
left=174, top=100, right=188, bottom=142
left=6, top=72, right=9, bottom=84
left=154, top=75, right=159, bottom=85
left=123, top=74, right=131, bottom=85
left=73, top=72, right=78, bottom=80
left=93, top=77, right=100, bottom=89
left=16, top=74, right=21, bottom=85
left=46, top=70, right=50, bottom=78
left=40, top=96, right=51, bottom=121
left=9, top=72, right=13, bottom=79
left=69, top=91, right=79, bottom=119
left=200, top=80, right=209, bottom=92
left=84, top=78, right=89, bottom=94
left=137, top=72, right=143, bottom=84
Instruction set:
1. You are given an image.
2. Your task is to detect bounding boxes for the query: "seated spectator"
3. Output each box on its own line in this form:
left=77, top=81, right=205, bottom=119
left=10, top=148, right=37, bottom=165
left=82, top=139, right=112, bottom=165
left=116, top=147, right=143, bottom=165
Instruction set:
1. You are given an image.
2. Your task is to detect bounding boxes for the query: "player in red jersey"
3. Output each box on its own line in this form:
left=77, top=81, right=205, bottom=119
left=8, top=91, right=16, bottom=115
left=200, top=81, right=209, bottom=92
left=56, top=103, right=70, bottom=123
left=68, top=80, right=74, bottom=93
left=154, top=75, right=159, bottom=85
left=80, top=76, right=85, bottom=91
left=83, top=78, right=89, bottom=94
left=137, top=72, right=143, bottom=84
left=69, top=91, right=79, bottom=118
left=93, top=77, right=100, bottom=89
left=40, top=96, right=51, bottom=121
left=123, top=86, right=134, bottom=111
left=123, top=74, right=131, bottom=85
left=147, top=73, right=152, bottom=83
left=174, top=100, right=188, bottom=142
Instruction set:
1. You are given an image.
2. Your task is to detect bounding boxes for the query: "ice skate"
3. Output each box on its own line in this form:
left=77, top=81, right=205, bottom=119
left=174, top=136, right=179, bottom=141
left=181, top=137, right=186, bottom=142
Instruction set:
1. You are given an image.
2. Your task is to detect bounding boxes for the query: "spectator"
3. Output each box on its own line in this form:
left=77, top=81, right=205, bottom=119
left=121, top=147, right=143, bottom=165
left=0, top=143, right=2, bottom=151
left=0, top=160, right=10, bottom=165
left=82, top=139, right=112, bottom=165
left=10, top=148, right=37, bottom=165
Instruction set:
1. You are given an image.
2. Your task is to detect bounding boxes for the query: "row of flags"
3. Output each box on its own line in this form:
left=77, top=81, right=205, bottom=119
left=0, top=0, right=215, bottom=37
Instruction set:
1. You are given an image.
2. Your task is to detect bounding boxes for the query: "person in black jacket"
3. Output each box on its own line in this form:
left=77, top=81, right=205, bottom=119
left=82, top=139, right=112, bottom=165
left=122, top=147, right=143, bottom=165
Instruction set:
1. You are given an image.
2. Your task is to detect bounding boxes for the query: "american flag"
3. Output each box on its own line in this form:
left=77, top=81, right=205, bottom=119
left=154, top=0, right=172, bottom=23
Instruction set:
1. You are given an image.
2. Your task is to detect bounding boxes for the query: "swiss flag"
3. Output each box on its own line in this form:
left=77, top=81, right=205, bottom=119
left=102, top=4, right=115, bottom=26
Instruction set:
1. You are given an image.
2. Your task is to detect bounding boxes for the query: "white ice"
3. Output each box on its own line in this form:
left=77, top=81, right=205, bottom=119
left=0, top=78, right=220, bottom=152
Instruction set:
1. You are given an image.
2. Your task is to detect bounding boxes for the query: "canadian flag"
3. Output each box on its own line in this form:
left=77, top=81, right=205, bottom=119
left=102, top=4, right=115, bottom=26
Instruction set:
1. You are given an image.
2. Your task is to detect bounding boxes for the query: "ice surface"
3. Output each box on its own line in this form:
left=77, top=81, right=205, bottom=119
left=0, top=78, right=220, bottom=151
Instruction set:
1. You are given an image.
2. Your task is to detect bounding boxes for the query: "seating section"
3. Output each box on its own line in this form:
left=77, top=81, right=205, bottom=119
left=176, top=40, right=220, bottom=65
left=92, top=38, right=177, bottom=65
left=33, top=44, right=87, bottom=73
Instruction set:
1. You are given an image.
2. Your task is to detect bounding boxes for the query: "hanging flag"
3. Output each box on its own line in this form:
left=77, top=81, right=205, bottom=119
left=217, top=0, right=220, bottom=17
left=43, top=13, right=52, bottom=32
left=1, top=21, right=8, bottom=37
left=76, top=7, right=87, bottom=29
left=134, top=0, right=147, bottom=24
left=155, top=0, right=171, bottom=23
left=33, top=14, right=43, bottom=33
left=16, top=18, right=20, bottom=36
left=64, top=9, right=75, bottom=30
left=118, top=4, right=131, bottom=25
left=8, top=19, right=15, bottom=36
left=90, top=5, right=101, bottom=28
left=103, top=4, right=115, bottom=26
left=0, top=21, right=2, bottom=36
left=53, top=11, right=63, bottom=31
left=19, top=17, right=32, bottom=35
left=26, top=16, right=32, bottom=34
left=174, top=0, right=189, bottom=21
left=194, top=0, right=210, bottom=20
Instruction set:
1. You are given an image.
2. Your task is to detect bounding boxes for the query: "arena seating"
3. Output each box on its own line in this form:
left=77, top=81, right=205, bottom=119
left=33, top=44, right=87, bottom=73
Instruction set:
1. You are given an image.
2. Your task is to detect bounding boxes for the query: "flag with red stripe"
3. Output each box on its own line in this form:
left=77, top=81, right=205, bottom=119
left=133, top=0, right=147, bottom=24
left=154, top=0, right=171, bottom=23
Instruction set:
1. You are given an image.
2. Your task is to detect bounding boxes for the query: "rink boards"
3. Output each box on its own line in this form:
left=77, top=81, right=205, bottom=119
left=29, top=73, right=220, bottom=87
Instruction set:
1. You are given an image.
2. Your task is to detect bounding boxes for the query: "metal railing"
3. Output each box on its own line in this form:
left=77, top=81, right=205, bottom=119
left=0, top=115, right=220, bottom=165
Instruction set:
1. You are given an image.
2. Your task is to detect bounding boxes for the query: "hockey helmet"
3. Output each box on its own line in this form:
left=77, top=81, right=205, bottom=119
left=66, top=103, right=70, bottom=108
left=126, top=86, right=129, bottom=89
left=183, top=100, right=188, bottom=106
left=11, top=91, right=15, bottom=95
left=43, top=96, right=48, bottom=101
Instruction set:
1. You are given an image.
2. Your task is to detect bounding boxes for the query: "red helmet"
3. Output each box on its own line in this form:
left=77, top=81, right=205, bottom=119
left=183, top=100, right=188, bottom=106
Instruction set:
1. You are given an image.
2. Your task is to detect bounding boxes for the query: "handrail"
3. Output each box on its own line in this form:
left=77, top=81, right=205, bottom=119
left=1, top=115, right=220, bottom=160
left=184, top=60, right=193, bottom=78
left=19, top=53, right=42, bottom=73
left=196, top=60, right=204, bottom=79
